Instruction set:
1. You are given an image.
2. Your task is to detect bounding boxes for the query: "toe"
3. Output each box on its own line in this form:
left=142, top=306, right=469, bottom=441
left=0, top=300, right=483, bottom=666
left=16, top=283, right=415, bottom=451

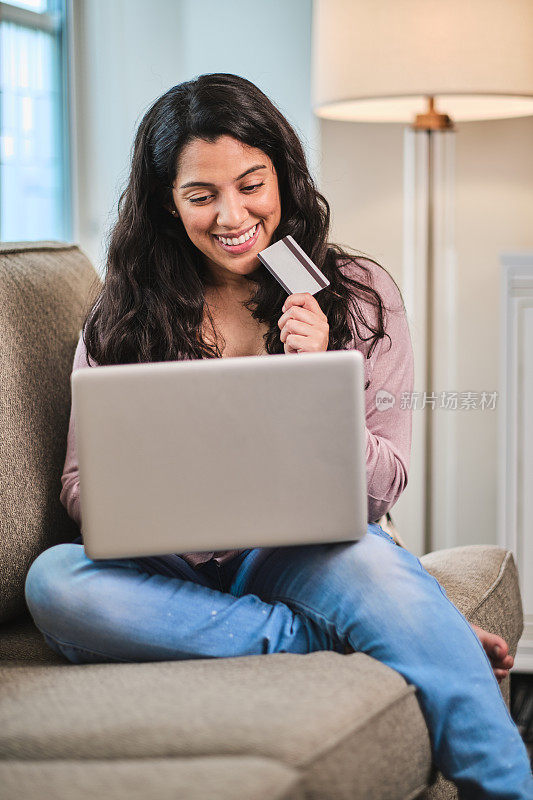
left=492, top=640, right=510, bottom=663
left=494, top=668, right=509, bottom=683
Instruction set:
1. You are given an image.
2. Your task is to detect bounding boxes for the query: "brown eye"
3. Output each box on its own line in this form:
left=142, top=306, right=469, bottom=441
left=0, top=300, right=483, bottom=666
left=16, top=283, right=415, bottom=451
left=189, top=195, right=213, bottom=204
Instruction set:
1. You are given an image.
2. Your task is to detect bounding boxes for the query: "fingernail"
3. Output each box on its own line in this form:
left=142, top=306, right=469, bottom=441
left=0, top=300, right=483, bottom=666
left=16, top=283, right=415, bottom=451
left=494, top=646, right=501, bottom=656
left=282, top=305, right=286, bottom=312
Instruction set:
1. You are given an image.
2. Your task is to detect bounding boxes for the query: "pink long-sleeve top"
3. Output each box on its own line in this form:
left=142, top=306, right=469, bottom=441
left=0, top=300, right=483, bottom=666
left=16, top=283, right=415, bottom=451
left=60, top=257, right=414, bottom=569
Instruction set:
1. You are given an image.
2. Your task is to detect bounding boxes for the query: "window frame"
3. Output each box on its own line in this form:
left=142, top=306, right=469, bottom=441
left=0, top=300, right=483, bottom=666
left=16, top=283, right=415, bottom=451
left=0, top=0, right=72, bottom=241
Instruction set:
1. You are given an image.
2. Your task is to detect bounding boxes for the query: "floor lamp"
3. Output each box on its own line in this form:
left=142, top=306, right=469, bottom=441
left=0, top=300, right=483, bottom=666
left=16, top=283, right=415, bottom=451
left=312, top=0, right=533, bottom=554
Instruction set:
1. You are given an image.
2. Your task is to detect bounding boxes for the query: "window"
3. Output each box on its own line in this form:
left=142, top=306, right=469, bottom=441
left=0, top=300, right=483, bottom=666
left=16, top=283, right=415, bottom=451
left=0, top=0, right=70, bottom=241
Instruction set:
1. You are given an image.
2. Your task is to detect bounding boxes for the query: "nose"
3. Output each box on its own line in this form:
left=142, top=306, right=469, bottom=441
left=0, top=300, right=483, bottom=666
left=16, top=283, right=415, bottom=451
left=216, top=189, right=248, bottom=231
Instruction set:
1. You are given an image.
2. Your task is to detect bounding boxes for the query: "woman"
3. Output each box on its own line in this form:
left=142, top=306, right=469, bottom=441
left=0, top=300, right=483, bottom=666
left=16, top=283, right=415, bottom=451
left=25, top=74, right=532, bottom=798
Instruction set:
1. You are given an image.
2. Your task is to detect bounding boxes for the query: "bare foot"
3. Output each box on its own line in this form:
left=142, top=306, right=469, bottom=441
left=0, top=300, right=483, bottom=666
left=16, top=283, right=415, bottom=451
left=470, top=623, right=514, bottom=683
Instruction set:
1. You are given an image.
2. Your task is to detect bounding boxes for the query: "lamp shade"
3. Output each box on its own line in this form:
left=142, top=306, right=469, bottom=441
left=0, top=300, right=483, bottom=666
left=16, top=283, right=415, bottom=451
left=312, top=0, right=533, bottom=122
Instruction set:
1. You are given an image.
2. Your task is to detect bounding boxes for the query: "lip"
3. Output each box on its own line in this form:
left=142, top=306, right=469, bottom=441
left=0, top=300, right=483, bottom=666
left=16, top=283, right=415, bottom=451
left=213, top=223, right=257, bottom=239
left=212, top=222, right=261, bottom=255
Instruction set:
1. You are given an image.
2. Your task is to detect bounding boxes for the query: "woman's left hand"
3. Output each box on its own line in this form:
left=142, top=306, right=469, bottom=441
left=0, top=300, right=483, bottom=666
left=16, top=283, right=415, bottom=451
left=278, top=293, right=329, bottom=354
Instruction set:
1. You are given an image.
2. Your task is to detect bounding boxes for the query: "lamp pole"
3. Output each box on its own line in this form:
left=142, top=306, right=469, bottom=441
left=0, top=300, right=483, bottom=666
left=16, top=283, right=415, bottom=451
left=411, top=97, right=454, bottom=554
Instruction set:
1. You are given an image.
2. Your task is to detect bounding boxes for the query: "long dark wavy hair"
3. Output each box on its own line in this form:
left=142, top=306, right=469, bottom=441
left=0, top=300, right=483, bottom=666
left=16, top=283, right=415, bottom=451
left=83, top=73, right=403, bottom=389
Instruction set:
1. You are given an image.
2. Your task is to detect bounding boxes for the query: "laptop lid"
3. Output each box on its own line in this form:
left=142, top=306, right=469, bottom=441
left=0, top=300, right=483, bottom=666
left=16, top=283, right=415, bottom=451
left=72, top=350, right=367, bottom=559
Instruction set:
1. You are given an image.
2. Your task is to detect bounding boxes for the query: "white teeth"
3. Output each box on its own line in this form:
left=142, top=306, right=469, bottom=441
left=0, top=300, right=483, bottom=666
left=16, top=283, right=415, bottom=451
left=217, top=224, right=257, bottom=246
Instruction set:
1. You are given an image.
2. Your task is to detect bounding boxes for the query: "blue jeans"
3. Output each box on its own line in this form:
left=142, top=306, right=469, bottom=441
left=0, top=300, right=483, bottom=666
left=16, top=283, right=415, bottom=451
left=25, top=523, right=533, bottom=800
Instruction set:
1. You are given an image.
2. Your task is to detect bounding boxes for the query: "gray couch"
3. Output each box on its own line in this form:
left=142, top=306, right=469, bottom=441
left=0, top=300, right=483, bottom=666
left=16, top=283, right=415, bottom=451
left=0, top=241, right=524, bottom=800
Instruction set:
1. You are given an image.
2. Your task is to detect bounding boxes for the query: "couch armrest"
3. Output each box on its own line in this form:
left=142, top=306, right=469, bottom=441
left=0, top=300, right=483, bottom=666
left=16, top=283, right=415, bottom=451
left=420, top=546, right=523, bottom=633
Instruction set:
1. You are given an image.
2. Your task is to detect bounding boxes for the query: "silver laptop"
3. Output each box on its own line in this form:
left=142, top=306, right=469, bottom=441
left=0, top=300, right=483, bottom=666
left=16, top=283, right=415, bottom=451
left=72, top=350, right=367, bottom=559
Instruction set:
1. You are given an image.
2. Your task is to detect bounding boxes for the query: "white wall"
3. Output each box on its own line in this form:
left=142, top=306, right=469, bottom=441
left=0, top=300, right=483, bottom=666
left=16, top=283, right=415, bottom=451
left=70, top=0, right=182, bottom=270
left=319, top=115, right=533, bottom=553
left=70, top=0, right=315, bottom=272
left=455, top=117, right=533, bottom=547
left=180, top=0, right=318, bottom=180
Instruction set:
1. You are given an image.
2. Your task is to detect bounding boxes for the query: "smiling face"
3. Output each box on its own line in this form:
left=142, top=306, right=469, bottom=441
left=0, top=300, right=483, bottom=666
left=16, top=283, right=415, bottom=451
left=171, top=135, right=282, bottom=293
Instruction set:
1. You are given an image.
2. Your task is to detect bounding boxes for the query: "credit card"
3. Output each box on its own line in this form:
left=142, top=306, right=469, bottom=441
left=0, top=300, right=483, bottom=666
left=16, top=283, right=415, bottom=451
left=257, top=235, right=330, bottom=296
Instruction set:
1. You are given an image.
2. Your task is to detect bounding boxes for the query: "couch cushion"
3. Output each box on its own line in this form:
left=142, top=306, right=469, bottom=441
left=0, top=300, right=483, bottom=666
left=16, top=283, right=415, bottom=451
left=0, top=757, right=305, bottom=800
left=0, top=651, right=433, bottom=800
left=0, top=613, right=67, bottom=665
left=0, top=242, right=101, bottom=623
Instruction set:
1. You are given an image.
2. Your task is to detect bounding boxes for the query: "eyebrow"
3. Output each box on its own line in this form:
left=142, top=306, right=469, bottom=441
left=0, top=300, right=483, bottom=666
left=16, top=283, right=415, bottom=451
left=178, top=164, right=267, bottom=190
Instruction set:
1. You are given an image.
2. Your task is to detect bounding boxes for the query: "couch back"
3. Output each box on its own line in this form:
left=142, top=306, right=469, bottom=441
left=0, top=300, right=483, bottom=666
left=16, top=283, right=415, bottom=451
left=0, top=242, right=101, bottom=623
